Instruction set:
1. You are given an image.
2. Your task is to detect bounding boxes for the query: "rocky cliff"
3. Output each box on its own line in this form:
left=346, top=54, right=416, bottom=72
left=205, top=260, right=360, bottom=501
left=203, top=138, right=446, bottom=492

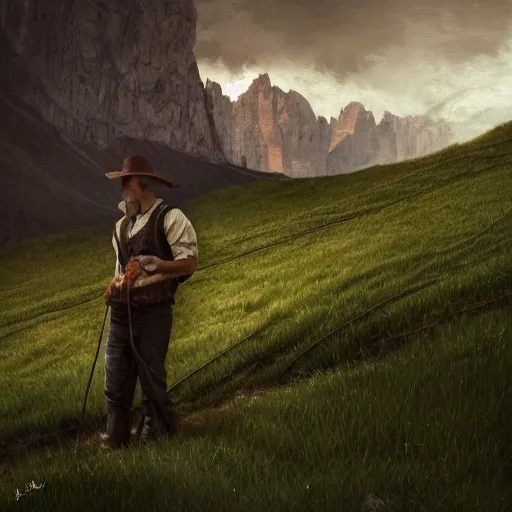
left=0, top=0, right=225, bottom=162
left=326, top=102, right=381, bottom=174
left=0, top=6, right=286, bottom=246
left=378, top=112, right=452, bottom=162
left=205, top=74, right=332, bottom=177
left=205, top=75, right=453, bottom=176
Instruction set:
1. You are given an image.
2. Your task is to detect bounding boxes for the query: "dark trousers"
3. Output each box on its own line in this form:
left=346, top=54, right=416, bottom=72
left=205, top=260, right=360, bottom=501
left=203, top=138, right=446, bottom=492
left=104, top=301, right=173, bottom=446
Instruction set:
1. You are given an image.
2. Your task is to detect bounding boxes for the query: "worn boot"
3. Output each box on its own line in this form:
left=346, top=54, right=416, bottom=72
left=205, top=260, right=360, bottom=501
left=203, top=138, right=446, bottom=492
left=138, top=401, right=176, bottom=444
left=100, top=407, right=132, bottom=449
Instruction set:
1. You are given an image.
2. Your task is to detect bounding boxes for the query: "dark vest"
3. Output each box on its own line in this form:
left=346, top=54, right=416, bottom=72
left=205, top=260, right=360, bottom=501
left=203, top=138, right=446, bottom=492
left=109, top=202, right=191, bottom=308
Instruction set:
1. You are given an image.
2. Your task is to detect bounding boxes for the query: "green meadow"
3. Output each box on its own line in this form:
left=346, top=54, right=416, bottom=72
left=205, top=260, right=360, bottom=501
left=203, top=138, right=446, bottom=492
left=0, top=121, right=511, bottom=511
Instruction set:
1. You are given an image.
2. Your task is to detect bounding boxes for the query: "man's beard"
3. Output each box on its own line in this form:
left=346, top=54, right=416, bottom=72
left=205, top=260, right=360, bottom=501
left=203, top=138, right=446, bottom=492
left=124, top=199, right=141, bottom=218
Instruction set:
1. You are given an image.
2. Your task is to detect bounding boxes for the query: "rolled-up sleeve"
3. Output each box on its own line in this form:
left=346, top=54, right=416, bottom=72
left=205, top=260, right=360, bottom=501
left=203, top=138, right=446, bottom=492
left=164, top=209, right=198, bottom=262
left=112, top=230, right=122, bottom=277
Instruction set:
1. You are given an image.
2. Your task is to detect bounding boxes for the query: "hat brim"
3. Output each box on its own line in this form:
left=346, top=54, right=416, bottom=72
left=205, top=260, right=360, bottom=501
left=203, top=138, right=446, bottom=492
left=105, top=170, right=177, bottom=188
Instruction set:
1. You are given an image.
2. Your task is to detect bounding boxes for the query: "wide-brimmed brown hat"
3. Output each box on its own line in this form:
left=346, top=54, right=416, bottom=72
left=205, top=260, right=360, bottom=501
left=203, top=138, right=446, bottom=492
left=105, top=155, right=177, bottom=188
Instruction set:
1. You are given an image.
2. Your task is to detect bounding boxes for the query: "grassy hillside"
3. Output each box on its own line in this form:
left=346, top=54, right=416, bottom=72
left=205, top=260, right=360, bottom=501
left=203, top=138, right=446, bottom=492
left=0, top=121, right=511, bottom=511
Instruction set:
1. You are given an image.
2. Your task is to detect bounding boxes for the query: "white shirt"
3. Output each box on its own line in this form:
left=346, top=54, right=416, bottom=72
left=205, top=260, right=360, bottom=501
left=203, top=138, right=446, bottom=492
left=112, top=198, right=198, bottom=277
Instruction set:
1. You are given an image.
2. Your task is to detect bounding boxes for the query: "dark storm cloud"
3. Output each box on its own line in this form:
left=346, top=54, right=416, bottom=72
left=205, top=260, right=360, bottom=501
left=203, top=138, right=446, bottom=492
left=194, top=0, right=512, bottom=78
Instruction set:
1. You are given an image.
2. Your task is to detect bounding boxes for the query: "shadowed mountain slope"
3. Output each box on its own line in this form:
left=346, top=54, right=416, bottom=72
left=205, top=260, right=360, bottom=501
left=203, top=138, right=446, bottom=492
left=0, top=33, right=287, bottom=247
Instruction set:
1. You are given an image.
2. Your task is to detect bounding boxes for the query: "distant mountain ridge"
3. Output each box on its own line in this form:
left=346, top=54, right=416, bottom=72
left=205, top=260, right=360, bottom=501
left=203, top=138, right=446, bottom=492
left=205, top=73, right=453, bottom=177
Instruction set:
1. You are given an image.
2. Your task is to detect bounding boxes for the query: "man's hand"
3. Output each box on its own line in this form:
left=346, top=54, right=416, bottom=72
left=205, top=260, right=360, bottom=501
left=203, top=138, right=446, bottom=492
left=134, top=255, right=163, bottom=273
left=104, top=276, right=121, bottom=304
left=134, top=255, right=197, bottom=277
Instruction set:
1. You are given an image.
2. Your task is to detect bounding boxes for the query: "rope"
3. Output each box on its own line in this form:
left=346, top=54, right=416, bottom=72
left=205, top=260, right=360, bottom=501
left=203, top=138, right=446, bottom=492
left=281, top=279, right=437, bottom=374
left=126, top=285, right=173, bottom=445
left=167, top=325, right=266, bottom=393
left=75, top=281, right=172, bottom=451
left=130, top=324, right=267, bottom=439
left=0, top=291, right=105, bottom=341
left=150, top=282, right=512, bottom=414
left=281, top=281, right=511, bottom=375
left=367, top=287, right=512, bottom=353
left=73, top=304, right=110, bottom=452
left=197, top=156, right=512, bottom=271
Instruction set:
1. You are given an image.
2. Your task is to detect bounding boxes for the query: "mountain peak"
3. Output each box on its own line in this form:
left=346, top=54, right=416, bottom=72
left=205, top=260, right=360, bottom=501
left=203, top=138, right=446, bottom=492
left=249, top=73, right=272, bottom=90
left=205, top=78, right=222, bottom=95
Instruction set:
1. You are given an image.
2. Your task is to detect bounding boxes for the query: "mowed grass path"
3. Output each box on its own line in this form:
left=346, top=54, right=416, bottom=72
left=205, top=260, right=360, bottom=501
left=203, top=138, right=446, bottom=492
left=0, top=122, right=511, bottom=510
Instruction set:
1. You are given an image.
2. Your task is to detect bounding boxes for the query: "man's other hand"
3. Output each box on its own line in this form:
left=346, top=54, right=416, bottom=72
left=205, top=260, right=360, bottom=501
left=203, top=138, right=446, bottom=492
left=133, top=255, right=162, bottom=273
left=104, top=276, right=121, bottom=304
left=134, top=255, right=197, bottom=277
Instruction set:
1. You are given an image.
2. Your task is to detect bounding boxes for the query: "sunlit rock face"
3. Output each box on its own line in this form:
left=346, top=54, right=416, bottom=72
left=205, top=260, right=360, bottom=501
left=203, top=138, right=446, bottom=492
left=326, top=102, right=381, bottom=174
left=205, top=74, right=333, bottom=177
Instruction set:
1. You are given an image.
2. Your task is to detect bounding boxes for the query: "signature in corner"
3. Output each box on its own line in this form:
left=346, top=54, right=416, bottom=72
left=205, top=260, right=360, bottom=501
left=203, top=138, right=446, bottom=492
left=15, top=480, right=46, bottom=501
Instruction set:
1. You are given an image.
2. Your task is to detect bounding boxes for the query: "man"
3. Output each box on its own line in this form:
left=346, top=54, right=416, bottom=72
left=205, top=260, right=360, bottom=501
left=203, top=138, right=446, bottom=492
left=101, top=154, right=198, bottom=449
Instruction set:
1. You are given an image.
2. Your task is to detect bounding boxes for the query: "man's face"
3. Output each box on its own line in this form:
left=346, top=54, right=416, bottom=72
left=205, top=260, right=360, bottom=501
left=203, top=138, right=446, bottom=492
left=121, top=176, right=145, bottom=201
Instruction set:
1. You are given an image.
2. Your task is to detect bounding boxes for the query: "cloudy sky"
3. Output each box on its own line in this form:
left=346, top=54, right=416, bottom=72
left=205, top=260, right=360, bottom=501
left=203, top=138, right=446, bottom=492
left=194, top=0, right=512, bottom=142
